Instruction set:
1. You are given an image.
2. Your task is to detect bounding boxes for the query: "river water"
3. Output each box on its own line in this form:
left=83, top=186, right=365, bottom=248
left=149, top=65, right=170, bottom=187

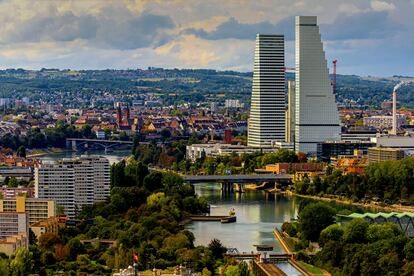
left=187, top=183, right=301, bottom=253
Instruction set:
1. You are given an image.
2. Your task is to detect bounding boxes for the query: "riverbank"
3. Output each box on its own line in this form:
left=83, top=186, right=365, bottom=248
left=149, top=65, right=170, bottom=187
left=26, top=147, right=66, bottom=158
left=285, top=190, right=414, bottom=213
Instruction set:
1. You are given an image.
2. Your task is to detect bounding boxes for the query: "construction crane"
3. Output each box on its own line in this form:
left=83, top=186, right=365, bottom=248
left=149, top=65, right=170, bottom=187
left=332, top=59, right=337, bottom=94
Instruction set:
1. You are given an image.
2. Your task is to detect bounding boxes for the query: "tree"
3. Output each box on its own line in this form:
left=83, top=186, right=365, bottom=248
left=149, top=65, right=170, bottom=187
left=161, top=172, right=183, bottom=193
left=81, top=124, right=93, bottom=138
left=9, top=248, right=32, bottom=276
left=7, top=177, right=19, bottom=188
left=343, top=218, right=369, bottom=244
left=298, top=202, right=336, bottom=241
left=208, top=239, right=226, bottom=260
left=39, top=232, right=60, bottom=250
left=402, top=261, right=414, bottom=276
left=404, top=238, right=414, bottom=261
left=143, top=172, right=163, bottom=192
left=0, top=258, right=9, bottom=276
left=68, top=238, right=85, bottom=261
left=160, top=128, right=171, bottom=141
left=16, top=146, right=26, bottom=158
left=319, top=224, right=344, bottom=246
left=111, top=160, right=126, bottom=187
left=366, top=223, right=401, bottom=242
left=238, top=261, right=249, bottom=276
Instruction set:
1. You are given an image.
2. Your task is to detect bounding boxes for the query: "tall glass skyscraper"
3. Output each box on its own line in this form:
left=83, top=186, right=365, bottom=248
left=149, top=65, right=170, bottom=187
left=248, top=34, right=285, bottom=147
left=294, top=16, right=340, bottom=154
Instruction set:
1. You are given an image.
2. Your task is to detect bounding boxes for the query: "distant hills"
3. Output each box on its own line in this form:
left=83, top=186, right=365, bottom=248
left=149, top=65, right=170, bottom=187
left=0, top=68, right=412, bottom=108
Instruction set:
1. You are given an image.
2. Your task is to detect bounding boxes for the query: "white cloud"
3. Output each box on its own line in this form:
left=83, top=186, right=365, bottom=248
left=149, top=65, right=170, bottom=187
left=371, top=1, right=396, bottom=12
left=338, top=3, right=363, bottom=14
left=0, top=0, right=410, bottom=76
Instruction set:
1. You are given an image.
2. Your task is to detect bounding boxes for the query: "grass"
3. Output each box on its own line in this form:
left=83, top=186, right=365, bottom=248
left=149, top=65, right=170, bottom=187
left=298, top=261, right=329, bottom=276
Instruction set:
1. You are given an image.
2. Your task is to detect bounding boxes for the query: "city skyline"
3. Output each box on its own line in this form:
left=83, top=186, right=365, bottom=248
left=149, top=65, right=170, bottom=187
left=0, top=0, right=411, bottom=77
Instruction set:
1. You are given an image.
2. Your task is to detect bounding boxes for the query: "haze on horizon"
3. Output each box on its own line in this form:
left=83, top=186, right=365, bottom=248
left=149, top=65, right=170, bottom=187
left=0, top=0, right=412, bottom=77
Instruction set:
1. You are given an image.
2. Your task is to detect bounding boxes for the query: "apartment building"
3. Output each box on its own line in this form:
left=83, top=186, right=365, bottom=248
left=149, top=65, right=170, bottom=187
left=35, top=156, right=110, bottom=218
left=0, top=196, right=55, bottom=225
left=0, top=212, right=28, bottom=240
left=0, top=186, right=35, bottom=199
left=0, top=233, right=28, bottom=256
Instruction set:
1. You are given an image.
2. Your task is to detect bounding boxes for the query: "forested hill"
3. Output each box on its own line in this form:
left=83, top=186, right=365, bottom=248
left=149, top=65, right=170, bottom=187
left=0, top=68, right=412, bottom=108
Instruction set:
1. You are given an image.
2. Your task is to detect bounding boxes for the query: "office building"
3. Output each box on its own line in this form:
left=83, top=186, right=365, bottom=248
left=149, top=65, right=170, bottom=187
left=368, top=147, right=405, bottom=164
left=317, top=141, right=376, bottom=162
left=35, top=156, right=110, bottom=218
left=0, top=196, right=56, bottom=225
left=285, top=80, right=295, bottom=144
left=294, top=16, right=340, bottom=154
left=341, top=127, right=377, bottom=142
left=248, top=34, right=285, bottom=147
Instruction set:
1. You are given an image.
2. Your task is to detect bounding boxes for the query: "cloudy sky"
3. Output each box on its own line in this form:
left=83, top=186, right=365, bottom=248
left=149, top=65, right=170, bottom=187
left=0, top=0, right=412, bottom=76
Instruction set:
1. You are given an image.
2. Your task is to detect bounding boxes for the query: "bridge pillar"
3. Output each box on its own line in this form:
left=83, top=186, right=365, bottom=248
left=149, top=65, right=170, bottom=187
left=71, top=140, right=77, bottom=151
left=234, top=183, right=244, bottom=193
left=221, top=182, right=234, bottom=194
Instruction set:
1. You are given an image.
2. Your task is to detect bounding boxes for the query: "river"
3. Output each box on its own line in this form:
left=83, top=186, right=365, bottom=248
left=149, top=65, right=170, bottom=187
left=187, top=183, right=301, bottom=253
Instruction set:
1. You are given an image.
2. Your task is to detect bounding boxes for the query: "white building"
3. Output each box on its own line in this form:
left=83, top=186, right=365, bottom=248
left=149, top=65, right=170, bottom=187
left=225, top=99, right=244, bottom=109
left=186, top=143, right=276, bottom=161
left=294, top=16, right=340, bottom=154
left=363, top=115, right=406, bottom=130
left=248, top=34, right=285, bottom=147
left=35, top=156, right=110, bottom=218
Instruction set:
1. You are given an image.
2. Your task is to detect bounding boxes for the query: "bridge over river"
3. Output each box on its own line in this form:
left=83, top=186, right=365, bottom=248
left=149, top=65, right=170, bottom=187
left=183, top=174, right=293, bottom=193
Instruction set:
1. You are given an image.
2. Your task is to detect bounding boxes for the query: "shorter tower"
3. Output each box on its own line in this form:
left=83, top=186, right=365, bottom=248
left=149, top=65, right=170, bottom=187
left=248, top=34, right=285, bottom=147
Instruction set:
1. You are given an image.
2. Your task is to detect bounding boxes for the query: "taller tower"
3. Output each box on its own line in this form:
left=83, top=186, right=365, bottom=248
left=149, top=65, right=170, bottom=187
left=294, top=16, right=340, bottom=154
left=248, top=34, right=285, bottom=147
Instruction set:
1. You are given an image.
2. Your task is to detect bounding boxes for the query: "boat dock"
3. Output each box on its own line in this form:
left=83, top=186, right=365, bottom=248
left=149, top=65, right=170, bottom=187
left=188, top=215, right=236, bottom=223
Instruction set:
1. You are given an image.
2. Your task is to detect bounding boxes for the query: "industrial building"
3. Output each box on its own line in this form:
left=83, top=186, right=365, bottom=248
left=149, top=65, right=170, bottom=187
left=294, top=16, right=340, bottom=154
left=0, top=196, right=56, bottom=225
left=248, top=34, right=285, bottom=147
left=346, top=212, right=414, bottom=237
